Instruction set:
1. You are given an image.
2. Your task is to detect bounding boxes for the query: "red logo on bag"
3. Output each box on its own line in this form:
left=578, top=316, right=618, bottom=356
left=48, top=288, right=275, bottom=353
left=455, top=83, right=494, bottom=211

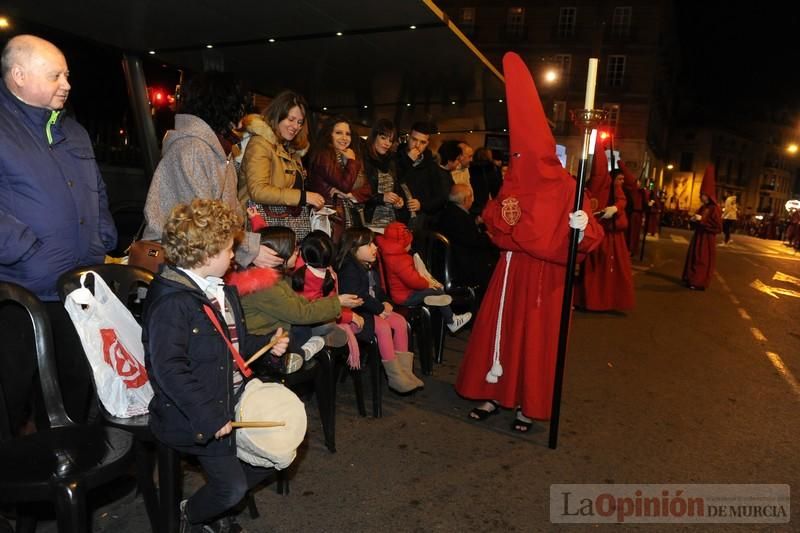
left=100, top=329, right=148, bottom=388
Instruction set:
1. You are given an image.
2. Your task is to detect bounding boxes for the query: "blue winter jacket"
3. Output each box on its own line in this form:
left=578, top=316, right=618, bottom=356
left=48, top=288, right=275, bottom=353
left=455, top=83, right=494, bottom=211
left=0, top=82, right=117, bottom=301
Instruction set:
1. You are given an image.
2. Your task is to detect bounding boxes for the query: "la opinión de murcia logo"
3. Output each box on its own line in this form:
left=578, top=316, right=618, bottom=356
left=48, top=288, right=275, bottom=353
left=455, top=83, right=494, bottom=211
left=550, top=484, right=790, bottom=524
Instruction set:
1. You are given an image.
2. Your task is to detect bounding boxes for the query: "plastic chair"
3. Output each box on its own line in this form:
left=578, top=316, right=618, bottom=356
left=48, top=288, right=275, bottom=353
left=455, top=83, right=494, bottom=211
left=337, top=338, right=383, bottom=418
left=252, top=348, right=339, bottom=453
left=57, top=265, right=163, bottom=531
left=424, top=232, right=476, bottom=364
left=0, top=281, right=135, bottom=533
left=57, top=265, right=287, bottom=531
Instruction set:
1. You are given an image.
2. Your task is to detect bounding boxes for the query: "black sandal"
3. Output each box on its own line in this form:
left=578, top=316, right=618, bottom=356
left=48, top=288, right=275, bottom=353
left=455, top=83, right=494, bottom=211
left=468, top=400, right=500, bottom=421
left=511, top=410, right=533, bottom=433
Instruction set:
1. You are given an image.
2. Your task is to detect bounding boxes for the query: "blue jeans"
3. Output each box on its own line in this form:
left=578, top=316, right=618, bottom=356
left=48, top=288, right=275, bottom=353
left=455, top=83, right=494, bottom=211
left=403, top=288, right=454, bottom=323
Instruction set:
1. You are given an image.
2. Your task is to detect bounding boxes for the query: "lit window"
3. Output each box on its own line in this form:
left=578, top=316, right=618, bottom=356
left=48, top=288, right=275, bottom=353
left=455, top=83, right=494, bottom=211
left=554, top=54, right=572, bottom=79
left=558, top=7, right=577, bottom=37
left=603, top=103, right=620, bottom=134
left=612, top=7, right=632, bottom=37
left=507, top=7, right=525, bottom=38
left=461, top=7, right=476, bottom=33
left=607, top=55, right=626, bottom=88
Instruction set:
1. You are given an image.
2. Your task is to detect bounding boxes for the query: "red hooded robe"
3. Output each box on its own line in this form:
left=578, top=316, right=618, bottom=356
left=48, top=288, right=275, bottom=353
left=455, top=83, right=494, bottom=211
left=455, top=53, right=603, bottom=420
left=574, top=137, right=635, bottom=311
left=620, top=160, right=645, bottom=254
left=682, top=165, right=722, bottom=289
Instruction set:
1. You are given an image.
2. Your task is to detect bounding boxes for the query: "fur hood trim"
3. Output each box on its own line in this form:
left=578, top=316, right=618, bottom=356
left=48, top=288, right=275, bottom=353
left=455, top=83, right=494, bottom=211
left=240, top=114, right=308, bottom=158
left=224, top=267, right=281, bottom=296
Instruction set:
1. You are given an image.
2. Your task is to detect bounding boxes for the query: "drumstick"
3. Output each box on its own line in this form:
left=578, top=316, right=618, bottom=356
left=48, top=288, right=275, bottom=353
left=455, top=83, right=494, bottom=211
left=244, top=334, right=289, bottom=366
left=231, top=421, right=286, bottom=428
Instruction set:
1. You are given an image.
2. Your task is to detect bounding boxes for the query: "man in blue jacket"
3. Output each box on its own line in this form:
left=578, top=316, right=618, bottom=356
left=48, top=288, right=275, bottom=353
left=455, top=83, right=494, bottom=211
left=0, top=34, right=117, bottom=428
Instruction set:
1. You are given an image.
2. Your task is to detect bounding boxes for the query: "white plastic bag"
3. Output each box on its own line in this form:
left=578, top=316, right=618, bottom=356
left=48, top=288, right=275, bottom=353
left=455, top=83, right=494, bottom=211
left=310, top=206, right=336, bottom=236
left=63, top=271, right=153, bottom=418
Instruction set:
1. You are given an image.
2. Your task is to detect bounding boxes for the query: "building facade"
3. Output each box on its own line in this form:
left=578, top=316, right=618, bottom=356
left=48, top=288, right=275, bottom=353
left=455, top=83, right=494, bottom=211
left=437, top=0, right=679, bottom=178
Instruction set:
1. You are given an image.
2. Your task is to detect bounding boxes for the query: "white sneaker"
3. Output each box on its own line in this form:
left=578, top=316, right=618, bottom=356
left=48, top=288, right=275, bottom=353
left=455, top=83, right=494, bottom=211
left=423, top=294, right=452, bottom=306
left=300, top=336, right=326, bottom=361
left=282, top=353, right=304, bottom=374
left=447, top=312, right=472, bottom=333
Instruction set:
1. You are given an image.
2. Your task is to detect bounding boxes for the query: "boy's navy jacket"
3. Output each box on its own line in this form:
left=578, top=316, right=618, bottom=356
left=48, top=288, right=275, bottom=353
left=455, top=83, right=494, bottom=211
left=336, top=254, right=387, bottom=340
left=143, top=265, right=267, bottom=456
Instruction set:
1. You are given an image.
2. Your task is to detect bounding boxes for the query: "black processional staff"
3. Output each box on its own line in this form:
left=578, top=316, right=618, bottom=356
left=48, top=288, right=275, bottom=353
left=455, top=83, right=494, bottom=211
left=639, top=153, right=650, bottom=262
left=549, top=58, right=606, bottom=450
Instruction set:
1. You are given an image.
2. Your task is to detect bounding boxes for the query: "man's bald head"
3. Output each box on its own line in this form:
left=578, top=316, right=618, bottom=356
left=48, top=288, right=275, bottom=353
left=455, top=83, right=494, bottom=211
left=2, top=34, right=71, bottom=110
left=449, top=183, right=474, bottom=211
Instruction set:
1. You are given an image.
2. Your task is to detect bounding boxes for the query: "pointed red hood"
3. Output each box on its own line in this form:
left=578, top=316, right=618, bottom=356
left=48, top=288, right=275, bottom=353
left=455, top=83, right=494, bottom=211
left=501, top=52, right=566, bottom=194
left=700, top=165, right=717, bottom=204
left=618, top=159, right=638, bottom=189
left=587, top=134, right=611, bottom=208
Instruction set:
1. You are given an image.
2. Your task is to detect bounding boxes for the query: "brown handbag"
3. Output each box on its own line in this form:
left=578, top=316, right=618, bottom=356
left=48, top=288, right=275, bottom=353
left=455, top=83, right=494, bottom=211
left=127, top=238, right=165, bottom=273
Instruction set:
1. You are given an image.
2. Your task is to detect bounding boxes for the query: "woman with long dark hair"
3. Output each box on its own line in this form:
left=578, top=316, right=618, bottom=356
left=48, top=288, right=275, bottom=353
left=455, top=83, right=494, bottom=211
left=307, top=115, right=366, bottom=239
left=361, top=119, right=408, bottom=228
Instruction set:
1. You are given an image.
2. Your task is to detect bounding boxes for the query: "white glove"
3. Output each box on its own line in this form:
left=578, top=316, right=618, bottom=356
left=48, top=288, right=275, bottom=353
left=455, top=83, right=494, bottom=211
left=601, top=205, right=618, bottom=219
left=648, top=200, right=655, bottom=207
left=693, top=214, right=702, bottom=221
left=568, top=210, right=589, bottom=231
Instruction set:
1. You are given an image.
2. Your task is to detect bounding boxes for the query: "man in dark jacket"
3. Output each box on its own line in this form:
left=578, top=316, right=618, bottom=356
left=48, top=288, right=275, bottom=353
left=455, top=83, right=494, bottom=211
left=396, top=122, right=448, bottom=230
left=436, top=183, right=498, bottom=303
left=0, top=34, right=117, bottom=428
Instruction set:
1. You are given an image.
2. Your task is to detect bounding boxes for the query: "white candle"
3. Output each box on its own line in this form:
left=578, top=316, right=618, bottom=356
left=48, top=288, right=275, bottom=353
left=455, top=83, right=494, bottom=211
left=584, top=58, right=598, bottom=110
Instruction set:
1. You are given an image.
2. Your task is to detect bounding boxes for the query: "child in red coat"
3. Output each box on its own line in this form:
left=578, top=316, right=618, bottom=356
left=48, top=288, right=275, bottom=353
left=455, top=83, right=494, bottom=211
left=375, top=222, right=471, bottom=333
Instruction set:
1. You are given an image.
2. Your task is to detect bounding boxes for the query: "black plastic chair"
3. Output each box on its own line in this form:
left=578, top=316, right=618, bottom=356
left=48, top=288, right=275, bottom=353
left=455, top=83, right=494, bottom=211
left=337, top=338, right=383, bottom=418
left=253, top=348, right=339, bottom=452
left=424, top=232, right=476, bottom=364
left=0, top=281, right=136, bottom=533
left=57, top=265, right=164, bottom=531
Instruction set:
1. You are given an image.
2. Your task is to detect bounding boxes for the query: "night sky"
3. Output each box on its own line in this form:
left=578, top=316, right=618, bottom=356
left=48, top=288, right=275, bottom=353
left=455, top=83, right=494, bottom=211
left=676, top=3, right=800, bottom=122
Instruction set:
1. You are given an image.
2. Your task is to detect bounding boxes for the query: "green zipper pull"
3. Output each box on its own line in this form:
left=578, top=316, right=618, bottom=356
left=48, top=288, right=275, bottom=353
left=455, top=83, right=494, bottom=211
left=46, top=110, right=60, bottom=145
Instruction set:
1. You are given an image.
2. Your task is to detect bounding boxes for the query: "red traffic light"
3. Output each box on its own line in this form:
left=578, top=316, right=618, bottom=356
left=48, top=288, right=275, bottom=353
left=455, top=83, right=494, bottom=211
left=148, top=87, right=170, bottom=107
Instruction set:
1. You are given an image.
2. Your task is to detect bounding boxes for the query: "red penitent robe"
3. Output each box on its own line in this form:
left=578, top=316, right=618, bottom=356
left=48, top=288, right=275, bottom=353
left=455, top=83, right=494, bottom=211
left=575, top=182, right=635, bottom=311
left=455, top=180, right=604, bottom=420
left=682, top=202, right=722, bottom=289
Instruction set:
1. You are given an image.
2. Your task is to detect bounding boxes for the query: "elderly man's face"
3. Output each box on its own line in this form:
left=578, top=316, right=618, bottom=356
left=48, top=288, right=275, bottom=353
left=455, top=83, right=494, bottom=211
left=15, top=44, right=71, bottom=110
left=463, top=189, right=474, bottom=211
left=458, top=143, right=474, bottom=169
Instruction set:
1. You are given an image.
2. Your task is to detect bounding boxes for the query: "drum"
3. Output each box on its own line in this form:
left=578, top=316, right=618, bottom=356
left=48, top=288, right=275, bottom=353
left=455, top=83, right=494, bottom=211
left=235, top=379, right=307, bottom=470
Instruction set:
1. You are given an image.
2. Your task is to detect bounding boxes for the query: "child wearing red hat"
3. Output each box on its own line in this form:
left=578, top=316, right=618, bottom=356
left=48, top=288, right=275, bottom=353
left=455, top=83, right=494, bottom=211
left=375, top=221, right=472, bottom=333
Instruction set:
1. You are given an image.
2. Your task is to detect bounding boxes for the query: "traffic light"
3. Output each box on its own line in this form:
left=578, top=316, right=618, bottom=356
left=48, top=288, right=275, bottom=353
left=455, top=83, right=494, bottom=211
left=148, top=87, right=174, bottom=107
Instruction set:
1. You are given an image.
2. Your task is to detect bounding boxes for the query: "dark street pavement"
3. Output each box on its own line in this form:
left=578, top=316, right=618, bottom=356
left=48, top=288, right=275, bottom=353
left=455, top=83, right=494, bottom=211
left=22, top=228, right=800, bottom=532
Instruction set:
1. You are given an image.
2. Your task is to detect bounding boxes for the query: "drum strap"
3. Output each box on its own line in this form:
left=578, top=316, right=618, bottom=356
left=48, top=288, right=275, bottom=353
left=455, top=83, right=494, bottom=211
left=202, top=305, right=253, bottom=378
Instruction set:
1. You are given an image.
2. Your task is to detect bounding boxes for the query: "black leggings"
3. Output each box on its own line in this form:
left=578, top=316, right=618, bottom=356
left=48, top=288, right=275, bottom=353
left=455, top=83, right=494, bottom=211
left=723, top=220, right=736, bottom=243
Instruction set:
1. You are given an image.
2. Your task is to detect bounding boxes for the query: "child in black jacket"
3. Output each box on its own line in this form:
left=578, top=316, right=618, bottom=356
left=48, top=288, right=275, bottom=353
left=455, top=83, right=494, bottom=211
left=143, top=199, right=289, bottom=532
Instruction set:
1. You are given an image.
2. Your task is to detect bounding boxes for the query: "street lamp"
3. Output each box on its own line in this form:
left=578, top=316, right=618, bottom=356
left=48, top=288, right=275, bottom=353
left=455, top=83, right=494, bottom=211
left=787, top=143, right=798, bottom=155
left=667, top=163, right=674, bottom=170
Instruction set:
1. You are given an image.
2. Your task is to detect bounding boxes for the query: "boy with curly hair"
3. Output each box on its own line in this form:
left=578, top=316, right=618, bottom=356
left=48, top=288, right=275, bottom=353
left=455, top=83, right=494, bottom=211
left=143, top=199, right=289, bottom=532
